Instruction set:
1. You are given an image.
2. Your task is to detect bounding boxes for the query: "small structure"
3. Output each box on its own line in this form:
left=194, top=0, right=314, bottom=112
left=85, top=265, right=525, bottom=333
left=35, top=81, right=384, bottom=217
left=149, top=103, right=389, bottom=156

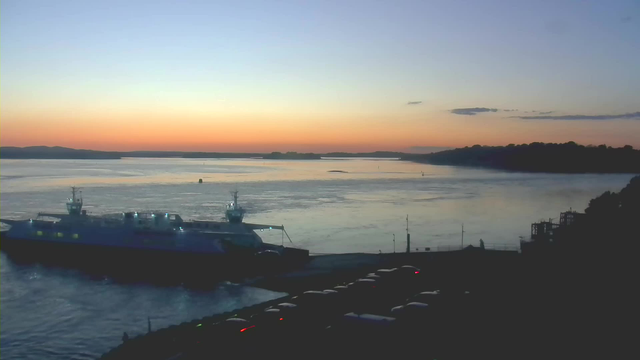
left=530, top=218, right=559, bottom=241
left=198, top=178, right=203, bottom=183
left=523, top=209, right=586, bottom=255
left=559, top=208, right=586, bottom=227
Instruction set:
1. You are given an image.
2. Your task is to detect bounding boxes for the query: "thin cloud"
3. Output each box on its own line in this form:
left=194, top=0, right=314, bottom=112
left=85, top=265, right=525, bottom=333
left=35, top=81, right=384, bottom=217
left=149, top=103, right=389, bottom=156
left=407, top=101, right=422, bottom=105
left=621, top=16, right=632, bottom=23
left=538, top=111, right=554, bottom=115
left=450, top=107, right=498, bottom=115
left=511, top=111, right=640, bottom=120
left=503, top=109, right=518, bottom=112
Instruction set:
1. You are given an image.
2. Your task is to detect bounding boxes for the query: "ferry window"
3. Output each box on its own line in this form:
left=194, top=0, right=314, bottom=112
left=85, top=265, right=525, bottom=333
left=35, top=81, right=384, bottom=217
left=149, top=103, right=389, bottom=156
left=36, top=231, right=43, bottom=236
left=73, top=234, right=79, bottom=239
left=57, top=232, right=64, bottom=237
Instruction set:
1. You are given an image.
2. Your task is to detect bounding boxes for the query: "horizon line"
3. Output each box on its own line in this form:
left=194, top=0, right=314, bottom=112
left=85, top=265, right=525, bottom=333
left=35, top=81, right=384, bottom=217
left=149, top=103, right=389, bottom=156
left=0, top=145, right=455, bottom=154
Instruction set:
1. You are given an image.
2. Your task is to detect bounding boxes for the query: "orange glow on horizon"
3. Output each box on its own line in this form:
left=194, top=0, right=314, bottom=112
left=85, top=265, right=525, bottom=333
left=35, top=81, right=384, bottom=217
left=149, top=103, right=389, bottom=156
left=2, top=107, right=639, bottom=152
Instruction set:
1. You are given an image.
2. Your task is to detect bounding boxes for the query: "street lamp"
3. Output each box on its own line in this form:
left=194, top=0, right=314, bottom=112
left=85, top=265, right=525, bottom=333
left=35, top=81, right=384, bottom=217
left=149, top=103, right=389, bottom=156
left=393, top=234, right=396, bottom=253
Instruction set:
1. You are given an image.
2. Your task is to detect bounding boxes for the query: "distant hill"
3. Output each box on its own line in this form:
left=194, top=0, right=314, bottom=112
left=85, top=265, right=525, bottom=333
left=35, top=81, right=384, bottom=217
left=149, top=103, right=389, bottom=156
left=182, top=152, right=263, bottom=158
left=0, top=146, right=121, bottom=159
left=404, top=142, right=640, bottom=174
left=0, top=147, right=411, bottom=160
left=263, top=152, right=322, bottom=160
left=121, top=151, right=188, bottom=158
left=323, top=151, right=406, bottom=158
left=406, top=146, right=454, bottom=154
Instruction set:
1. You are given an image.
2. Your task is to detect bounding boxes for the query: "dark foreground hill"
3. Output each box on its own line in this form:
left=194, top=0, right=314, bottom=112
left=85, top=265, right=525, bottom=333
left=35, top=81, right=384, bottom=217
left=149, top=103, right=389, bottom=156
left=405, top=142, right=640, bottom=173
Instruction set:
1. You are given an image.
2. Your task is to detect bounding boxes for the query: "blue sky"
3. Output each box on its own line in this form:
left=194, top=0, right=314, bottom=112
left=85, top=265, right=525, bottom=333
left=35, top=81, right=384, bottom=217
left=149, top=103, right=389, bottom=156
left=2, top=0, right=639, bottom=151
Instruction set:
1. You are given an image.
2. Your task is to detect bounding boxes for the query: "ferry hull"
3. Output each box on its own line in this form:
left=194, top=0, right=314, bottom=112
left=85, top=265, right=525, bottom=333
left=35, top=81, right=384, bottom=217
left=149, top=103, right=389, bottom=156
left=0, top=231, right=306, bottom=283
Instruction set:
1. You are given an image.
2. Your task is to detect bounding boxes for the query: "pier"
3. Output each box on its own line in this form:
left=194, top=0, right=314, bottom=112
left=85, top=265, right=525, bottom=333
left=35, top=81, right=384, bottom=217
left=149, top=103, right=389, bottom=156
left=101, top=248, right=526, bottom=359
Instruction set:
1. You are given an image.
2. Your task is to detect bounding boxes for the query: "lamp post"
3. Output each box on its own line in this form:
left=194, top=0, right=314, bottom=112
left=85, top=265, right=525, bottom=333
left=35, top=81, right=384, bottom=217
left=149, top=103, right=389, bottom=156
left=393, top=234, right=396, bottom=253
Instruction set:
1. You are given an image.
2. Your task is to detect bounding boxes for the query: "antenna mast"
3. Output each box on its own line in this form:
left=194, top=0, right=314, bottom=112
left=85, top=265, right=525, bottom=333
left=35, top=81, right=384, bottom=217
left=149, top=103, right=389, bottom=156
left=66, top=187, right=83, bottom=215
left=406, top=215, right=409, bottom=235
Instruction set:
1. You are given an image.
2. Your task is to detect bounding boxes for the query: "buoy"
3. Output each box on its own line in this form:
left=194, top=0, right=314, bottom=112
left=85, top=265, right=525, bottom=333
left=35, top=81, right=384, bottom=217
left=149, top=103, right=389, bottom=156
left=198, top=179, right=203, bottom=183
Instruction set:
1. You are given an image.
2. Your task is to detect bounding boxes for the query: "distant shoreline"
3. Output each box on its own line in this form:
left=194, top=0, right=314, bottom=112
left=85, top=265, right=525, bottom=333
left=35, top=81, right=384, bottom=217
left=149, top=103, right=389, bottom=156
left=0, top=146, right=410, bottom=160
left=402, top=142, right=640, bottom=174
left=3, top=143, right=639, bottom=174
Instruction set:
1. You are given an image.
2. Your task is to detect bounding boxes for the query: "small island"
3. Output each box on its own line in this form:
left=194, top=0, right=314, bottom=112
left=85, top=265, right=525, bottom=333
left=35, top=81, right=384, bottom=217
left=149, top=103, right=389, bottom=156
left=327, top=170, right=348, bottom=173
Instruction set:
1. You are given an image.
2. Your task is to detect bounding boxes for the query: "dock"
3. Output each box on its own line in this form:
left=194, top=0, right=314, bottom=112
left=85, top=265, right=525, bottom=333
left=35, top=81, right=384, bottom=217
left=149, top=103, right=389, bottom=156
left=100, top=248, right=527, bottom=359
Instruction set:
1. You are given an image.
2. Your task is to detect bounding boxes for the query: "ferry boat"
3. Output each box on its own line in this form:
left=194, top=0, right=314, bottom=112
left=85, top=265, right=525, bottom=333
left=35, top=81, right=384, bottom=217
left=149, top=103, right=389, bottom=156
left=0, top=188, right=308, bottom=273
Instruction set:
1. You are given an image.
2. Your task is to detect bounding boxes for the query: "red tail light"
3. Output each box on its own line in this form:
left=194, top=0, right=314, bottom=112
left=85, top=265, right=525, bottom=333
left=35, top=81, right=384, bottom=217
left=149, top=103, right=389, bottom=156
left=240, top=325, right=255, bottom=332
left=279, top=318, right=284, bottom=321
left=415, top=271, right=420, bottom=274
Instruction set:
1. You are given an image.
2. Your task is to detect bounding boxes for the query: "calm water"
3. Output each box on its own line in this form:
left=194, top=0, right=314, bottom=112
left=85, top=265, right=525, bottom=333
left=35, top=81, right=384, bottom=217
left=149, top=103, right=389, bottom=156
left=0, top=158, right=633, bottom=358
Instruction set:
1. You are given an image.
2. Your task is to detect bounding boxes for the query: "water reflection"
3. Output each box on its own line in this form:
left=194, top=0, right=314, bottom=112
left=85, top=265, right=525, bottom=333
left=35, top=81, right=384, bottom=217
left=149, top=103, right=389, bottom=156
left=0, top=158, right=633, bottom=254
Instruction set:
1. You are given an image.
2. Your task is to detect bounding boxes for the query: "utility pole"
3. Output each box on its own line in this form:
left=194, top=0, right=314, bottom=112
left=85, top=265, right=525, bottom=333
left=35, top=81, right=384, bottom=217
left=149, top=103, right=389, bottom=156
left=393, top=234, right=396, bottom=253
left=406, top=215, right=409, bottom=235
left=461, top=223, right=465, bottom=248
left=406, top=215, right=411, bottom=253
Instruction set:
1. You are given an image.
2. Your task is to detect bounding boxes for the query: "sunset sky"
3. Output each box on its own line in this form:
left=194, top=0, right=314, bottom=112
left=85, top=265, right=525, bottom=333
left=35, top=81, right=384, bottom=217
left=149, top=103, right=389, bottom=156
left=2, top=0, right=639, bottom=152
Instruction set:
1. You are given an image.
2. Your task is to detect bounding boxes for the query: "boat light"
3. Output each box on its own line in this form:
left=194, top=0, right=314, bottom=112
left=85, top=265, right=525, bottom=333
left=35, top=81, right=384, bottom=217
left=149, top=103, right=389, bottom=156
left=179, top=227, right=183, bottom=231
left=269, top=227, right=272, bottom=230
left=152, top=214, right=155, bottom=217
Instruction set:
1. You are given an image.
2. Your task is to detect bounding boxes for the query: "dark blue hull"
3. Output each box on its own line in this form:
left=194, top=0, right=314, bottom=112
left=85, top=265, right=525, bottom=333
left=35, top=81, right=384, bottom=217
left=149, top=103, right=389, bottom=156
left=0, top=231, right=309, bottom=285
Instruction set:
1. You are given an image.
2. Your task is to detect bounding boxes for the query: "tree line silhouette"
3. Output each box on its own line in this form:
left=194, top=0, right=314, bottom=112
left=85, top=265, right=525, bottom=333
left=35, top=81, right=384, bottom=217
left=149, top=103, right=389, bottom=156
left=405, top=142, right=640, bottom=173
